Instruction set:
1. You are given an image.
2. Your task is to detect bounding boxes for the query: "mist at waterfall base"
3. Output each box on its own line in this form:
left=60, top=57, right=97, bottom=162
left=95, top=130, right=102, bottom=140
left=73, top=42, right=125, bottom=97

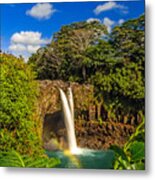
left=46, top=88, right=115, bottom=169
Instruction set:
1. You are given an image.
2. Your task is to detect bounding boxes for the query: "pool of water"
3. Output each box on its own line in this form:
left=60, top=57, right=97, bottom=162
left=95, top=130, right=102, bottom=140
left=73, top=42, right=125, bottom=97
left=47, top=149, right=115, bottom=169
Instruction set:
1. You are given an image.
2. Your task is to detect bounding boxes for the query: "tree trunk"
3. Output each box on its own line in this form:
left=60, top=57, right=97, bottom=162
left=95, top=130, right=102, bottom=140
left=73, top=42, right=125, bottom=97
left=82, top=66, right=86, bottom=81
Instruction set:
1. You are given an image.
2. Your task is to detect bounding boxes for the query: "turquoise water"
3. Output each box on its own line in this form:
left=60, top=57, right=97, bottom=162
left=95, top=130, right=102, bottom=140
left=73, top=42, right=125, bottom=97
left=47, top=149, right=115, bottom=169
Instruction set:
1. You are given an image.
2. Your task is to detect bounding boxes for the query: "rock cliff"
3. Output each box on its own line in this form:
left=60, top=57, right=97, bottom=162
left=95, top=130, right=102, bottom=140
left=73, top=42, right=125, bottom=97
left=36, top=80, right=135, bottom=151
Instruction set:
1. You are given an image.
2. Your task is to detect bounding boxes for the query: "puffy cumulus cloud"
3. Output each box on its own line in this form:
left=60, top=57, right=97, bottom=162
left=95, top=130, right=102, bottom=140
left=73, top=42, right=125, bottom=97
left=27, top=45, right=41, bottom=54
left=10, top=31, right=49, bottom=45
left=118, top=19, right=125, bottom=25
left=86, top=17, right=125, bottom=33
left=26, top=3, right=56, bottom=20
left=103, top=17, right=115, bottom=33
left=87, top=18, right=101, bottom=23
left=9, top=44, right=26, bottom=52
left=94, top=2, right=128, bottom=15
left=9, top=31, right=50, bottom=61
left=86, top=17, right=115, bottom=33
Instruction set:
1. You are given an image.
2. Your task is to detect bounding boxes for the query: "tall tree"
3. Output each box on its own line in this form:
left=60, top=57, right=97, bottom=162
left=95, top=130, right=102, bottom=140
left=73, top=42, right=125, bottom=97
left=52, top=21, right=107, bottom=81
left=89, top=15, right=145, bottom=119
left=110, top=14, right=145, bottom=69
left=29, top=21, right=107, bottom=81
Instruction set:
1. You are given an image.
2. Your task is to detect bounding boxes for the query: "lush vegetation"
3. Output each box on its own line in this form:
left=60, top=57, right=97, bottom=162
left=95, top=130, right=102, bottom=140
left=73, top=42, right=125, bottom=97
left=29, top=15, right=145, bottom=122
left=28, top=15, right=145, bottom=169
left=0, top=54, right=41, bottom=155
left=111, top=113, right=145, bottom=170
left=0, top=151, right=60, bottom=168
left=28, top=21, right=107, bottom=81
left=0, top=54, right=59, bottom=167
left=0, top=14, right=145, bottom=169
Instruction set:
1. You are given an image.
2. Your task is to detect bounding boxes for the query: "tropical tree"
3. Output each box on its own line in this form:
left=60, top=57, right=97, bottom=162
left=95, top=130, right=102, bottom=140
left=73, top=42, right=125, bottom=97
left=29, top=46, right=61, bottom=80
left=89, top=15, right=145, bottom=120
left=29, top=21, right=107, bottom=82
left=28, top=15, right=145, bottom=122
left=110, top=14, right=145, bottom=73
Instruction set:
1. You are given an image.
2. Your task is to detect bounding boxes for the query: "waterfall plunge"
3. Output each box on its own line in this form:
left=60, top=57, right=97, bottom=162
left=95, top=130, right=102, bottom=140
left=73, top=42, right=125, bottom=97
left=59, top=88, right=81, bottom=154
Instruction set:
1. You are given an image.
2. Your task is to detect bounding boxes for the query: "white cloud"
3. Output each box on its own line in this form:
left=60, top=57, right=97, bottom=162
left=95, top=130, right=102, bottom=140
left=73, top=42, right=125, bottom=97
left=26, top=3, right=56, bottom=20
left=118, top=19, right=125, bottom=25
left=27, top=45, right=41, bottom=54
left=11, top=31, right=49, bottom=45
left=94, top=2, right=128, bottom=15
left=87, top=18, right=101, bottom=23
left=103, top=17, right=115, bottom=33
left=9, top=31, right=50, bottom=61
left=9, top=44, right=26, bottom=52
left=86, top=17, right=115, bottom=33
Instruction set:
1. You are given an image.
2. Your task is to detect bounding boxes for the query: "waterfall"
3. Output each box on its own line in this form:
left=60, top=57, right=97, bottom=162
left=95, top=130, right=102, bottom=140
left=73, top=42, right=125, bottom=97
left=59, top=88, right=81, bottom=154
left=68, top=87, right=74, bottom=123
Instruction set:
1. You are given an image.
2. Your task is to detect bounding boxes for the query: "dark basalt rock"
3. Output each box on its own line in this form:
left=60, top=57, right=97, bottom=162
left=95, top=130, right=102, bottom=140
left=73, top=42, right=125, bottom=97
left=36, top=80, right=136, bottom=151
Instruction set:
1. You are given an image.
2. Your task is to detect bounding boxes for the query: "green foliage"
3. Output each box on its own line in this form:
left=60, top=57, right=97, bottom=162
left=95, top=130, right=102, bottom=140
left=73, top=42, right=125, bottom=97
left=28, top=15, right=145, bottom=121
left=110, top=14, right=144, bottom=65
left=89, top=15, right=145, bottom=120
left=0, top=53, right=42, bottom=155
left=0, top=15, right=145, bottom=169
left=0, top=151, right=60, bottom=168
left=129, top=141, right=144, bottom=162
left=111, top=114, right=145, bottom=170
left=28, top=21, right=107, bottom=82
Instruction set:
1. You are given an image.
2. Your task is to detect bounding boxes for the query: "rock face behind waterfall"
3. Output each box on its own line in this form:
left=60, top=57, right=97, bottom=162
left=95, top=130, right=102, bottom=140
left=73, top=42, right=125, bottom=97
left=37, top=80, right=135, bottom=151
left=37, top=80, right=95, bottom=150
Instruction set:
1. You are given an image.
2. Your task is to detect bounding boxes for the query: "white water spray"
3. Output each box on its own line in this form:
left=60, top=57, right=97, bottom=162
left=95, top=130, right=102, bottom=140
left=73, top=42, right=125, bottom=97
left=68, top=87, right=74, bottom=123
left=59, top=88, right=81, bottom=154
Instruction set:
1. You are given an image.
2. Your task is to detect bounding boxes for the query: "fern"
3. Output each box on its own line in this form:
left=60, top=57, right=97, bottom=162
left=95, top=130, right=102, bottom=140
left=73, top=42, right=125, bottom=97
left=0, top=151, right=60, bottom=168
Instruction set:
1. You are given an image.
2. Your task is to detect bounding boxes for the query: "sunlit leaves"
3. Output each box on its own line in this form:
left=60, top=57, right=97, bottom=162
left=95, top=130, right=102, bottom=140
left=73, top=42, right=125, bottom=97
left=111, top=118, right=145, bottom=170
left=129, top=141, right=145, bottom=162
left=0, top=54, right=42, bottom=155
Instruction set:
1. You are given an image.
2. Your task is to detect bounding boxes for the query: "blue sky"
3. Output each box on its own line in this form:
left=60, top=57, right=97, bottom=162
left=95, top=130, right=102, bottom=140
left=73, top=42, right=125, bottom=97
left=0, top=1, right=145, bottom=60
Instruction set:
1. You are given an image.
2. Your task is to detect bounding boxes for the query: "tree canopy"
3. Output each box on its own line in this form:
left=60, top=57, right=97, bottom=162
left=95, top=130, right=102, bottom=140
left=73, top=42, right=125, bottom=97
left=29, top=21, right=107, bottom=82
left=28, top=14, right=145, bottom=120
